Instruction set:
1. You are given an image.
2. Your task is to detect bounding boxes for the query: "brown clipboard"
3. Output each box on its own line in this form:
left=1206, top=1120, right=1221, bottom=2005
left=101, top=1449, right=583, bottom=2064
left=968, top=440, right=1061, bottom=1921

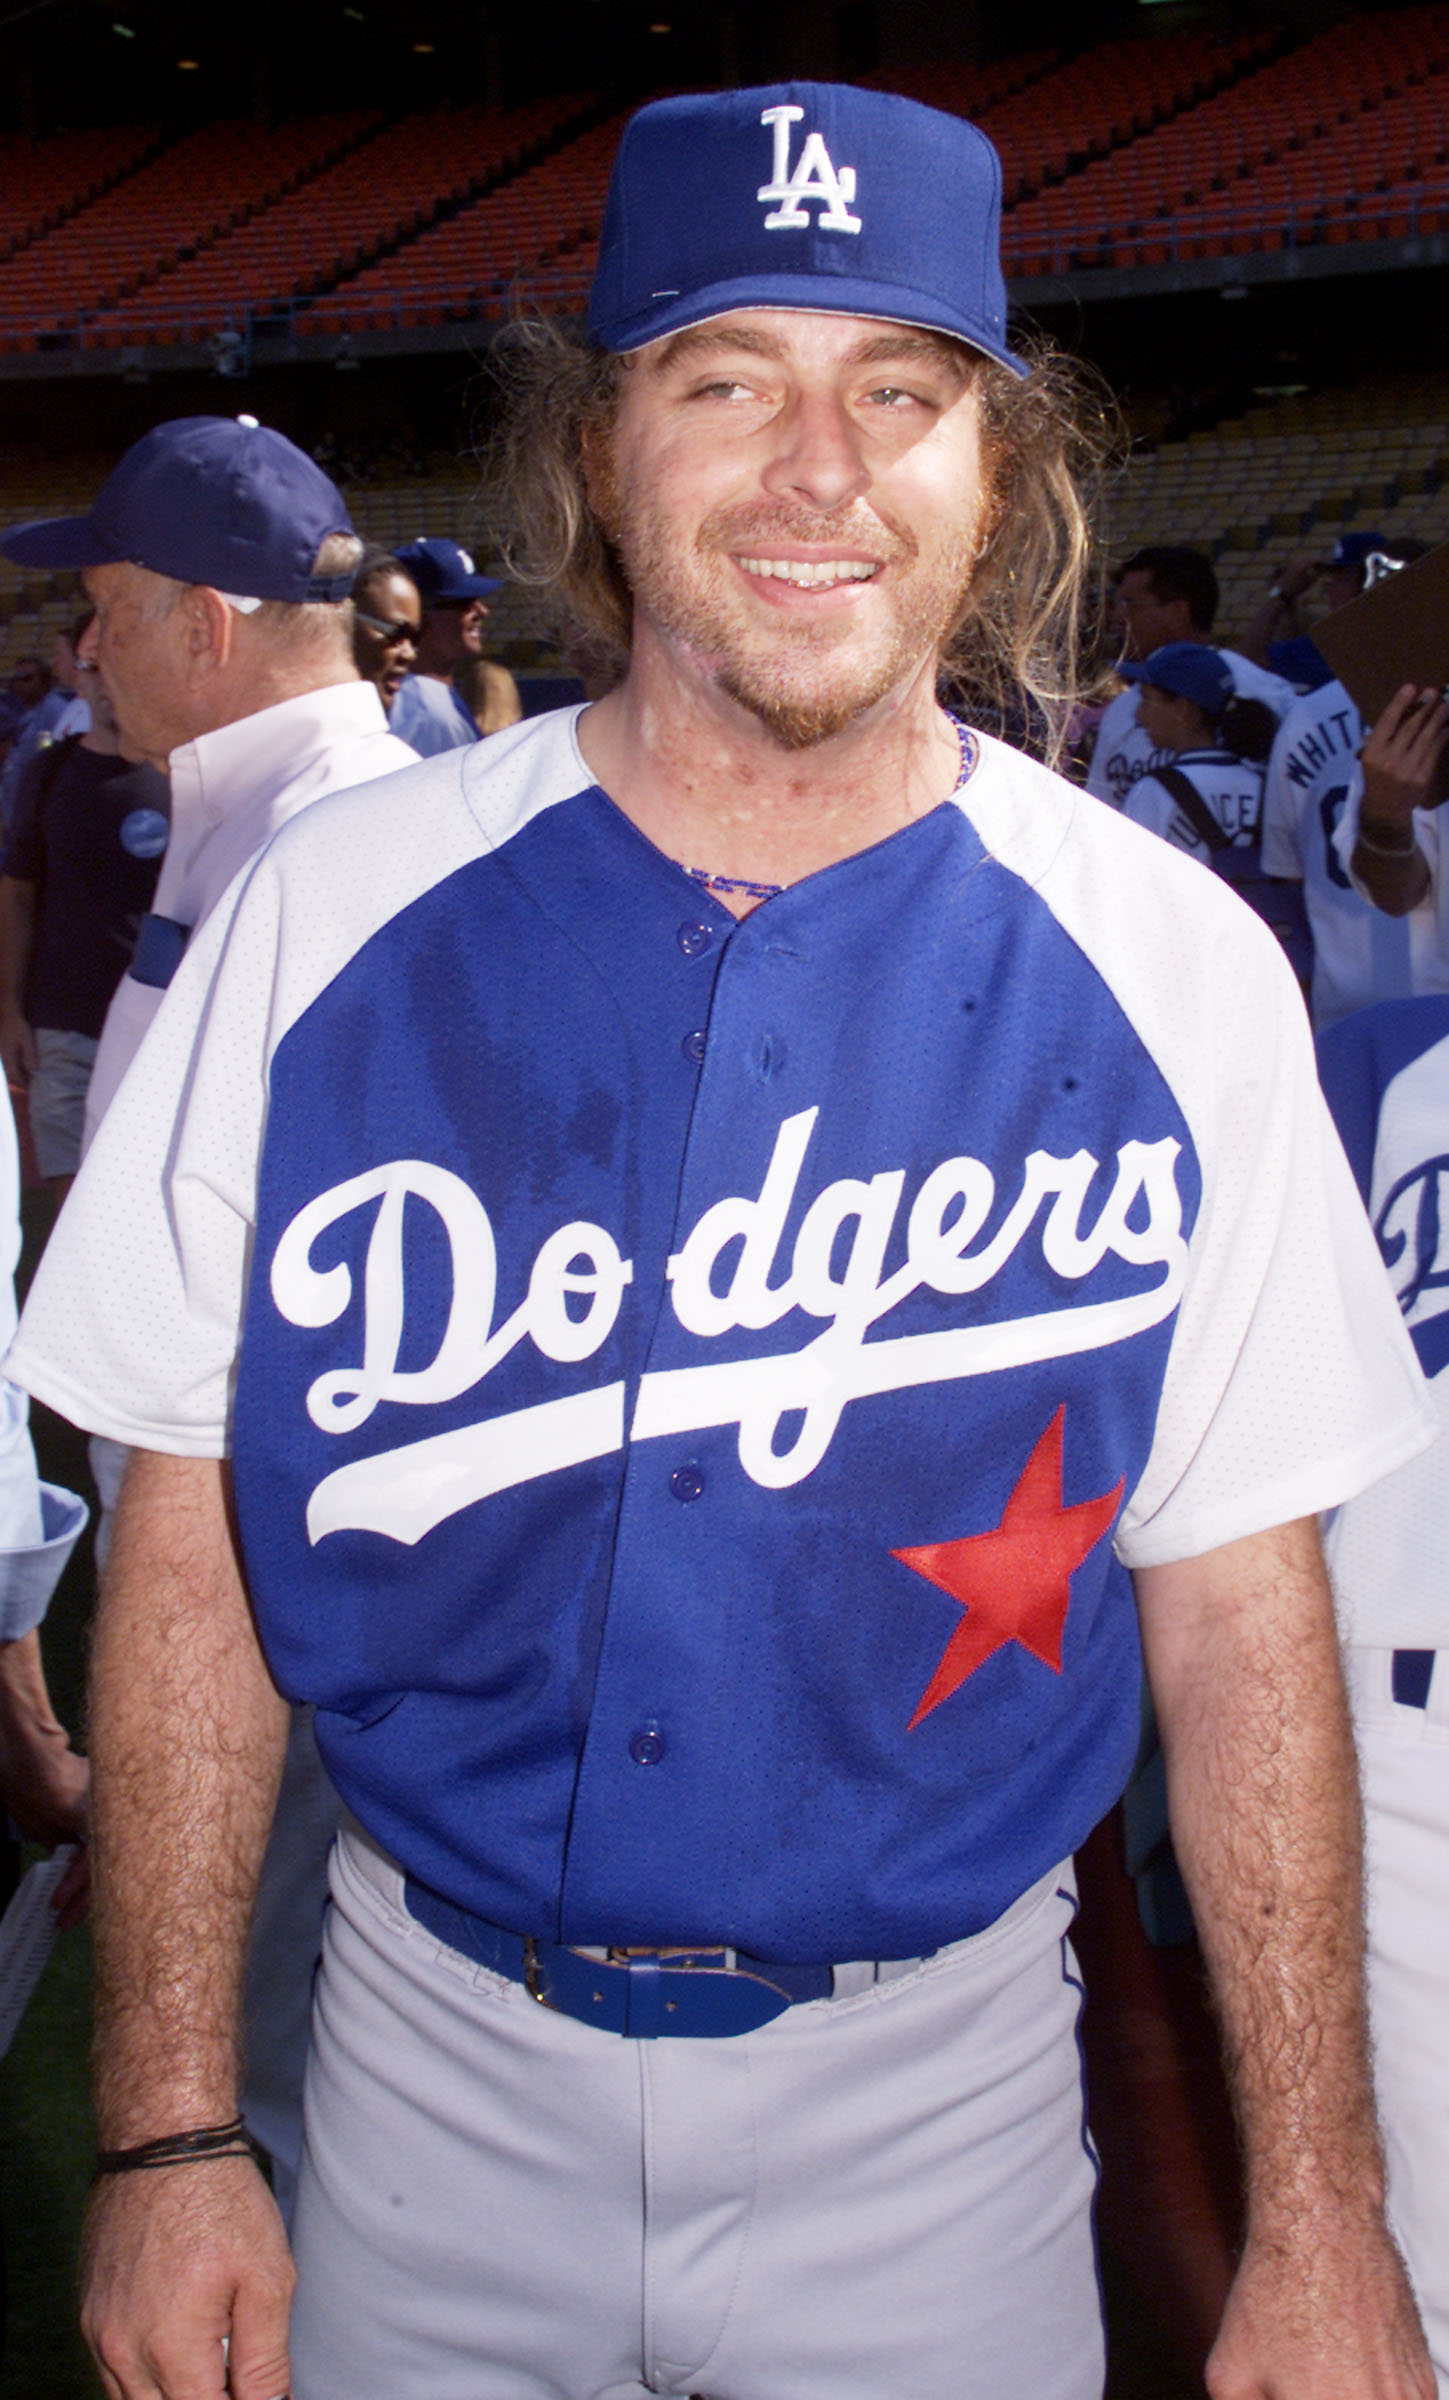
left=1314, top=539, right=1449, bottom=726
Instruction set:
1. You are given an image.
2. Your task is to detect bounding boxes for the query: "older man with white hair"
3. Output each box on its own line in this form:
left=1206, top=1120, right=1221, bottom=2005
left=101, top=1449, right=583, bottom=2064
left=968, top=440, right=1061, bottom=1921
left=0, top=414, right=416, bottom=2216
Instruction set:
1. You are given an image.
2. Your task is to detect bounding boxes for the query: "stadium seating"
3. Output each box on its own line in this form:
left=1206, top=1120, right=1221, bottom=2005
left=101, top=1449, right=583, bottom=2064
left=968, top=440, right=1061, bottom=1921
left=0, top=116, right=384, bottom=348
left=1002, top=4, right=1449, bottom=272
left=313, top=107, right=624, bottom=335
left=77, top=94, right=585, bottom=349
left=6, top=12, right=1449, bottom=351
left=0, top=124, right=159, bottom=261
left=1103, top=373, right=1449, bottom=645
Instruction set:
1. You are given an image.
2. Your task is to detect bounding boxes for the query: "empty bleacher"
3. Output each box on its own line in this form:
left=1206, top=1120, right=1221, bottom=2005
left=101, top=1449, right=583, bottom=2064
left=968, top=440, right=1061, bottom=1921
left=0, top=115, right=381, bottom=352
left=4, top=12, right=1449, bottom=354
left=309, top=105, right=624, bottom=336
left=1104, top=374, right=1449, bottom=644
left=78, top=93, right=587, bottom=351
left=0, top=124, right=160, bottom=260
left=309, top=28, right=1278, bottom=336
left=1004, top=5, right=1449, bottom=271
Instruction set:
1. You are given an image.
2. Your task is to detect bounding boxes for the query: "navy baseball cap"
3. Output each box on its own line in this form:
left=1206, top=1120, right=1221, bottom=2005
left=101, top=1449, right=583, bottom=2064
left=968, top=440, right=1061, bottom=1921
left=589, top=82, right=1026, bottom=378
left=1120, top=641, right=1233, bottom=717
left=1, top=415, right=357, bottom=602
left=1322, top=530, right=1388, bottom=571
left=394, top=538, right=500, bottom=604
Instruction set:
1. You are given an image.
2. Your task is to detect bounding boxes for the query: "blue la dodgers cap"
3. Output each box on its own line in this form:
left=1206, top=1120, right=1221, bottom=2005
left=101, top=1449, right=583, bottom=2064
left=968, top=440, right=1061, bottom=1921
left=1119, top=641, right=1234, bottom=718
left=588, top=82, right=1027, bottom=377
left=0, top=414, right=357, bottom=601
left=394, top=537, right=501, bottom=604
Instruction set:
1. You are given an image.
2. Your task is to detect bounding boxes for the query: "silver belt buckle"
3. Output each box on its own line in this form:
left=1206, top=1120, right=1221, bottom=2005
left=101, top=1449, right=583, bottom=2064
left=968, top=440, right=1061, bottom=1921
left=521, top=1935, right=559, bottom=2010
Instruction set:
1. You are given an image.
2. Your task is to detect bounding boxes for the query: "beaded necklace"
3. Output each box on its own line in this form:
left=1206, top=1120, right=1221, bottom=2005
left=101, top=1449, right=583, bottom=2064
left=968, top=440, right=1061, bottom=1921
left=686, top=718, right=976, bottom=904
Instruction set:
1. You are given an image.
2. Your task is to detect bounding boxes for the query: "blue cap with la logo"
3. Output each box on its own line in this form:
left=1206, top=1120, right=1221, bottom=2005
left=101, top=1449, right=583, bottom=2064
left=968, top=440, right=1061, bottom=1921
left=589, top=81, right=1026, bottom=377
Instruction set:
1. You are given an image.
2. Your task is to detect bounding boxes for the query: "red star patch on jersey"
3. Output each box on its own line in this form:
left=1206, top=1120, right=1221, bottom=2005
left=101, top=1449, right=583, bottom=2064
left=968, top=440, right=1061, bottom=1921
left=895, top=1406, right=1123, bottom=1731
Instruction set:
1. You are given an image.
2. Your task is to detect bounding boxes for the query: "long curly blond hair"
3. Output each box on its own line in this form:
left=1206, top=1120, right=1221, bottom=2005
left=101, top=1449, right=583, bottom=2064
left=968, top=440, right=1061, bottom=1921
left=483, top=314, right=1115, bottom=767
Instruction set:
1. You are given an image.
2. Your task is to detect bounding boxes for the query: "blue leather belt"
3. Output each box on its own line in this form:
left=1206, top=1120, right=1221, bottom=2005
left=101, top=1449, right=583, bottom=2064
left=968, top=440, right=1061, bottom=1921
left=404, top=1877, right=837, bottom=2038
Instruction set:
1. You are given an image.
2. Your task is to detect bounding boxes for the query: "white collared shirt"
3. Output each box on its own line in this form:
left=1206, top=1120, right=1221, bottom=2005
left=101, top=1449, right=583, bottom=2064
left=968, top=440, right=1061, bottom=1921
left=83, top=678, right=416, bottom=1146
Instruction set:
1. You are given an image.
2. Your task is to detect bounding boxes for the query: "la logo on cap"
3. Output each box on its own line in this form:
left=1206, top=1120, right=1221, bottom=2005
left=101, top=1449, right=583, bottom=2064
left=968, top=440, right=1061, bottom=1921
left=757, top=105, right=861, bottom=234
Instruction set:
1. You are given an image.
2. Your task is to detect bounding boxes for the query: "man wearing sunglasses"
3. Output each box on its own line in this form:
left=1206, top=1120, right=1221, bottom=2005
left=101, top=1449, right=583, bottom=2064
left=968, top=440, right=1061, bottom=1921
left=351, top=547, right=423, bottom=710
left=388, top=535, right=518, bottom=754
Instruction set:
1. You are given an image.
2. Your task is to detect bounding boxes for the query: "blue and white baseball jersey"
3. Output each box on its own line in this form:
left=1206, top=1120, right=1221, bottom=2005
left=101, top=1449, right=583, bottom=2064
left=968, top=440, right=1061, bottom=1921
left=1124, top=748, right=1263, bottom=864
left=11, top=711, right=1433, bottom=1960
left=1087, top=651, right=1293, bottom=811
left=1318, top=997, right=1449, bottom=1650
left=1333, top=755, right=1449, bottom=1008
left=1261, top=680, right=1421, bottom=1029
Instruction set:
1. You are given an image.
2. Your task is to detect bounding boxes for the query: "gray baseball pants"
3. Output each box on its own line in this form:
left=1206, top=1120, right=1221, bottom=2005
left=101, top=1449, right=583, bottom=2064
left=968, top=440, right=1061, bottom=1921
left=288, top=1823, right=1104, bottom=2399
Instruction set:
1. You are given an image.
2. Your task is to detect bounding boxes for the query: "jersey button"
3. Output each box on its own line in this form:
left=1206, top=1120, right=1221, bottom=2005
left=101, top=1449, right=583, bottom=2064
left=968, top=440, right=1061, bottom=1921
left=669, top=1462, right=705, bottom=1502
left=680, top=1028, right=708, bottom=1065
left=629, top=1726, right=666, bottom=1766
left=677, top=921, right=714, bottom=957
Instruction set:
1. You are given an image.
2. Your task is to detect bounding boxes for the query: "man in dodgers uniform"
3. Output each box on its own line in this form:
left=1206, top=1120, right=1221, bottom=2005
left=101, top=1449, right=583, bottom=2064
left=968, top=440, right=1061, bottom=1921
left=9, top=84, right=1439, bottom=2400
left=1259, top=539, right=1430, bottom=1028
left=1318, top=995, right=1449, bottom=2398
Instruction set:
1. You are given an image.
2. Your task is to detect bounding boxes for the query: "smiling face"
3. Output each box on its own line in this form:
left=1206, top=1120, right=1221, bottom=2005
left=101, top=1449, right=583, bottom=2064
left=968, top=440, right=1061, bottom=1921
left=592, top=310, right=992, bottom=749
left=353, top=566, right=422, bottom=705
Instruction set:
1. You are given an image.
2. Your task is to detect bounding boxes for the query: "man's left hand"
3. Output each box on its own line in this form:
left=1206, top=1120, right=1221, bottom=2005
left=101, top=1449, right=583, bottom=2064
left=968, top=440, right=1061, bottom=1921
left=1208, top=2209, right=1433, bottom=2399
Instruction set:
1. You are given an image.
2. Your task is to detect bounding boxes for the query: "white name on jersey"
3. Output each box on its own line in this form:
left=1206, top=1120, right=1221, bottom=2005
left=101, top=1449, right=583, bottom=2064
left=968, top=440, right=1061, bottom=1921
left=270, top=1105, right=1188, bottom=1543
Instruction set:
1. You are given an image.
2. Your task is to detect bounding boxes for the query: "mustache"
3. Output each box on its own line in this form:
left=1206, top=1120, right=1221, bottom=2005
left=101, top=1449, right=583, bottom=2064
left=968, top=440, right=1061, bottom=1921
left=699, top=501, right=918, bottom=564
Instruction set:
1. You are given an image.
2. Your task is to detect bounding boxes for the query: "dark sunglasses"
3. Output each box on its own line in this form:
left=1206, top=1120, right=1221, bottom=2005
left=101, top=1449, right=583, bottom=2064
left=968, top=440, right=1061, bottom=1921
left=355, top=609, right=420, bottom=646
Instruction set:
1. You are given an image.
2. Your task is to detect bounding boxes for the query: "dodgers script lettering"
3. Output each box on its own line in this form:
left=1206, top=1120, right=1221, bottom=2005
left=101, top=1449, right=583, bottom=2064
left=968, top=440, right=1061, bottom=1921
left=269, top=1106, right=1189, bottom=1546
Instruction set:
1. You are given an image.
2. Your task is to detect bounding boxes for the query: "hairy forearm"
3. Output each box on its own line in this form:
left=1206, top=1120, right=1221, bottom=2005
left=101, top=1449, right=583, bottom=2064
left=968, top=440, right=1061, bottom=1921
left=1137, top=1520, right=1431, bottom=2397
left=1140, top=1520, right=1379, bottom=2222
left=89, top=1449, right=289, bottom=2146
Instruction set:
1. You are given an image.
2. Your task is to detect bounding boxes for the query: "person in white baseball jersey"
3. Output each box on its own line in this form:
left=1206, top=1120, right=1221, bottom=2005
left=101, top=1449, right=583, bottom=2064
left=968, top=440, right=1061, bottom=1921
left=0, top=415, right=418, bottom=2220
left=1333, top=681, right=1449, bottom=993
left=1085, top=544, right=1293, bottom=809
left=1318, top=994, right=1449, bottom=2397
left=7, top=85, right=1439, bottom=2400
left=1258, top=538, right=1433, bottom=1028
left=1118, top=641, right=1264, bottom=862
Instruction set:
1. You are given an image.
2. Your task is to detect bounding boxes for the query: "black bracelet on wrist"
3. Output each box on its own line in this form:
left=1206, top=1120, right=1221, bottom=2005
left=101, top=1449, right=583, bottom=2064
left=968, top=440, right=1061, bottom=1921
left=1355, top=820, right=1420, bottom=861
left=94, top=2117, right=259, bottom=2178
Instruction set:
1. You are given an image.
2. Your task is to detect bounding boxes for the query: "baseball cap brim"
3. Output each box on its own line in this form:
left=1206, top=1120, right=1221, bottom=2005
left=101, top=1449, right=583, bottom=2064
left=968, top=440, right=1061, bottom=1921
left=602, top=274, right=1027, bottom=378
left=2, top=512, right=127, bottom=570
